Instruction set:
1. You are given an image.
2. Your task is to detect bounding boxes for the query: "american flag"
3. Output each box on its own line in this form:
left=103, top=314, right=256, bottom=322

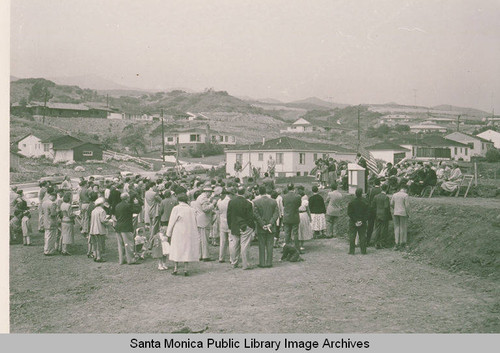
left=358, top=146, right=379, bottom=175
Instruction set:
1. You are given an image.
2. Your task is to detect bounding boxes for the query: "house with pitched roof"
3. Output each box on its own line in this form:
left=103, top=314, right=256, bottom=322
left=394, top=135, right=471, bottom=161
left=476, top=129, right=500, bottom=149
left=365, top=142, right=411, bottom=165
left=225, top=136, right=357, bottom=177
left=445, top=131, right=494, bottom=157
left=14, top=132, right=102, bottom=162
left=163, top=124, right=236, bottom=151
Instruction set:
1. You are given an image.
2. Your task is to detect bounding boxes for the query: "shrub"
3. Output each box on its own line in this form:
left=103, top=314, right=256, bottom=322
left=485, top=149, right=500, bottom=163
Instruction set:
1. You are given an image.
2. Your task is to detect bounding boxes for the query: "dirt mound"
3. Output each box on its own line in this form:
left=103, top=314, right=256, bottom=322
left=406, top=198, right=500, bottom=280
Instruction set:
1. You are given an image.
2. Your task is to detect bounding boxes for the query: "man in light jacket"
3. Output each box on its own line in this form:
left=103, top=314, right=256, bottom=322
left=390, top=185, right=410, bottom=249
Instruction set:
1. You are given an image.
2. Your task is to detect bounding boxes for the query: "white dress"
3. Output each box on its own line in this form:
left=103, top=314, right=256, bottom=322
left=166, top=202, right=200, bottom=262
left=298, top=199, right=313, bottom=241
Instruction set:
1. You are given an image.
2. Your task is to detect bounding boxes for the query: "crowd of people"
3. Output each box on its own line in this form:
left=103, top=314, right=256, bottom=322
left=10, top=159, right=423, bottom=277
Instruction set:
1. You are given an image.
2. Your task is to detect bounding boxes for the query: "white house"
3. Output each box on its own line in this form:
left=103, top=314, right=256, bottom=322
left=15, top=133, right=94, bottom=162
left=445, top=131, right=494, bottom=157
left=378, top=114, right=412, bottom=126
left=107, top=112, right=124, bottom=120
left=280, top=118, right=314, bottom=133
left=409, top=122, right=448, bottom=133
left=365, top=142, right=410, bottom=165
left=164, top=126, right=236, bottom=150
left=477, top=129, right=500, bottom=149
left=225, top=136, right=357, bottom=177
left=395, top=135, right=471, bottom=161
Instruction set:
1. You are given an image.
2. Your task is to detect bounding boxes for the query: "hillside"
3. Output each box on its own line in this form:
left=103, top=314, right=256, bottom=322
left=287, top=97, right=348, bottom=110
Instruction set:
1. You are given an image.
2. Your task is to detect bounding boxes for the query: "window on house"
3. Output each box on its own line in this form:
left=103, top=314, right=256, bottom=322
left=465, top=148, right=468, bottom=156
left=82, top=151, right=93, bottom=157
left=454, top=147, right=457, bottom=154
left=313, top=153, right=318, bottom=161
left=299, top=153, right=306, bottom=164
left=323, top=153, right=328, bottom=159
left=296, top=172, right=301, bottom=176
left=303, top=171, right=308, bottom=176
left=482, top=143, right=485, bottom=150
left=258, top=153, right=263, bottom=161
left=224, top=136, right=228, bottom=142
left=276, top=153, right=283, bottom=165
left=460, top=148, right=463, bottom=153
left=44, top=144, right=50, bottom=152
left=167, top=137, right=174, bottom=142
left=22, top=144, right=26, bottom=148
left=190, top=134, right=200, bottom=142
left=236, top=154, right=243, bottom=163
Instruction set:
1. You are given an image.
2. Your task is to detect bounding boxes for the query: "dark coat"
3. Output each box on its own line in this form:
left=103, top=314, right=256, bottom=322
left=308, top=193, right=326, bottom=214
left=372, top=192, right=391, bottom=221
left=253, top=195, right=279, bottom=234
left=347, top=197, right=369, bottom=223
left=227, top=196, right=254, bottom=236
left=282, top=191, right=301, bottom=224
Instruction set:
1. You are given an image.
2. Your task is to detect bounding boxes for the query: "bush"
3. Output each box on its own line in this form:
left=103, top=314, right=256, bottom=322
left=188, top=143, right=224, bottom=158
left=485, top=149, right=500, bottom=162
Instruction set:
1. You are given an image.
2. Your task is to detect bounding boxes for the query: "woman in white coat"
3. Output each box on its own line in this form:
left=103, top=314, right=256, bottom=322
left=166, top=193, right=200, bottom=276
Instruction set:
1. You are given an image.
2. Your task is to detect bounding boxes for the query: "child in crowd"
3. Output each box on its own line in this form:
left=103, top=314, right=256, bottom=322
left=134, top=227, right=147, bottom=259
left=150, top=230, right=169, bottom=270
left=21, top=211, right=32, bottom=246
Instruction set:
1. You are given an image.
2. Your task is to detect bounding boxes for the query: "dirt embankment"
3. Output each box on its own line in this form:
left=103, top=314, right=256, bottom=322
left=314, top=193, right=500, bottom=279
left=405, top=198, right=500, bottom=280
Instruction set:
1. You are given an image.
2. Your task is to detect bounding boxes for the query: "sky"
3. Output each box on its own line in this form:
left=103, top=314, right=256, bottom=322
left=9, top=0, right=500, bottom=112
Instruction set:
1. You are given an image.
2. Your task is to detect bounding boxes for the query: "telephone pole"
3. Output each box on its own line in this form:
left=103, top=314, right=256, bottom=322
left=357, top=105, right=361, bottom=150
left=161, top=109, right=165, bottom=163
left=42, top=92, right=48, bottom=124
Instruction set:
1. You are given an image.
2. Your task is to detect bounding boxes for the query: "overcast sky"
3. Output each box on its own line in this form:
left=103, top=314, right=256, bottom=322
left=10, top=0, right=500, bottom=112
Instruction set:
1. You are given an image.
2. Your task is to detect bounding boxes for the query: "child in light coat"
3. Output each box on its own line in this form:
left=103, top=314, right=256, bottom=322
left=21, top=211, right=32, bottom=246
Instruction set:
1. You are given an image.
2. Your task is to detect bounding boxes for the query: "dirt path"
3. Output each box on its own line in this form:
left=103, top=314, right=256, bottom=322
left=10, top=231, right=499, bottom=333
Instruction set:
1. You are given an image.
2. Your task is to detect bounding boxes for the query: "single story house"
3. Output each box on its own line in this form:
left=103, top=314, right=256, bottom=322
left=409, top=122, right=448, bottom=133
left=280, top=118, right=315, bottom=133
left=365, top=142, right=410, bottom=165
left=476, top=129, right=500, bottom=149
left=53, top=140, right=103, bottom=163
left=445, top=131, right=494, bottom=157
left=225, top=136, right=357, bottom=177
left=395, top=135, right=471, bottom=161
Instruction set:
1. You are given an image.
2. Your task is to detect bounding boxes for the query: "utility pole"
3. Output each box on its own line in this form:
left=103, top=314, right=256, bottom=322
left=457, top=115, right=461, bottom=132
left=357, top=105, right=360, bottom=151
left=106, top=94, right=109, bottom=108
left=42, top=92, right=48, bottom=124
left=161, top=109, right=165, bottom=163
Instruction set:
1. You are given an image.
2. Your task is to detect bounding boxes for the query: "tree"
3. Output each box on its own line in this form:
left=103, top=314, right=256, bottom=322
left=121, top=125, right=148, bottom=155
left=28, top=81, right=53, bottom=102
left=394, top=124, right=410, bottom=133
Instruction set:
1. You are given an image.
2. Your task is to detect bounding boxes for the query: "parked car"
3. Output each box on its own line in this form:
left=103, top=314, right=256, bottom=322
left=23, top=189, right=40, bottom=209
left=39, top=175, right=65, bottom=185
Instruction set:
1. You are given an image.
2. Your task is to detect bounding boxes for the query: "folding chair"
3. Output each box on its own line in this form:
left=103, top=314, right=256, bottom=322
left=455, top=175, right=474, bottom=198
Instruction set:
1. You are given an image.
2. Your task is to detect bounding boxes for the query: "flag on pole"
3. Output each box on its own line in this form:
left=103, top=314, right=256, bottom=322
left=358, top=146, right=379, bottom=175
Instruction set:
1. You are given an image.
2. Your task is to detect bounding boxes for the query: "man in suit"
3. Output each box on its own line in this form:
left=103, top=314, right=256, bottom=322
left=282, top=183, right=302, bottom=251
left=391, top=185, right=411, bottom=249
left=347, top=188, right=369, bottom=255
left=227, top=187, right=255, bottom=269
left=366, top=179, right=381, bottom=245
left=373, top=184, right=392, bottom=249
left=253, top=186, right=279, bottom=268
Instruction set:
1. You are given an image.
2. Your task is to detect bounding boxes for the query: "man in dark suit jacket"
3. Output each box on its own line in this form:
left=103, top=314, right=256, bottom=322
left=281, top=184, right=302, bottom=251
left=253, top=186, right=279, bottom=268
left=373, top=184, right=392, bottom=249
left=227, top=187, right=255, bottom=269
left=347, top=187, right=369, bottom=255
left=366, top=179, right=382, bottom=245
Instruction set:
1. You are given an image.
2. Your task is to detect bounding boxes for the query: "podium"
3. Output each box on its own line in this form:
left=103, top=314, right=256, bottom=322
left=348, top=163, right=366, bottom=194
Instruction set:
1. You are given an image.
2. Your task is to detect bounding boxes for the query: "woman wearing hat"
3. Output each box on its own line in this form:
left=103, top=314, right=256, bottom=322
left=89, top=197, right=110, bottom=262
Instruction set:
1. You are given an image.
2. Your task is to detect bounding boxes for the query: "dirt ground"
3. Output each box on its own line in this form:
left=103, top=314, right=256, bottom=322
left=10, top=208, right=500, bottom=333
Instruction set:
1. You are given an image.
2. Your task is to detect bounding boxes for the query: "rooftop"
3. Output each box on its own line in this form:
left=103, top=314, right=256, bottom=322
left=226, top=136, right=356, bottom=153
left=365, top=142, right=410, bottom=152
left=394, top=135, right=469, bottom=148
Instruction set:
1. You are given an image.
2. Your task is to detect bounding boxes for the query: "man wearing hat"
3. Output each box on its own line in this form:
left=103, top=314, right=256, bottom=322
left=89, top=197, right=110, bottom=262
left=192, top=186, right=217, bottom=261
